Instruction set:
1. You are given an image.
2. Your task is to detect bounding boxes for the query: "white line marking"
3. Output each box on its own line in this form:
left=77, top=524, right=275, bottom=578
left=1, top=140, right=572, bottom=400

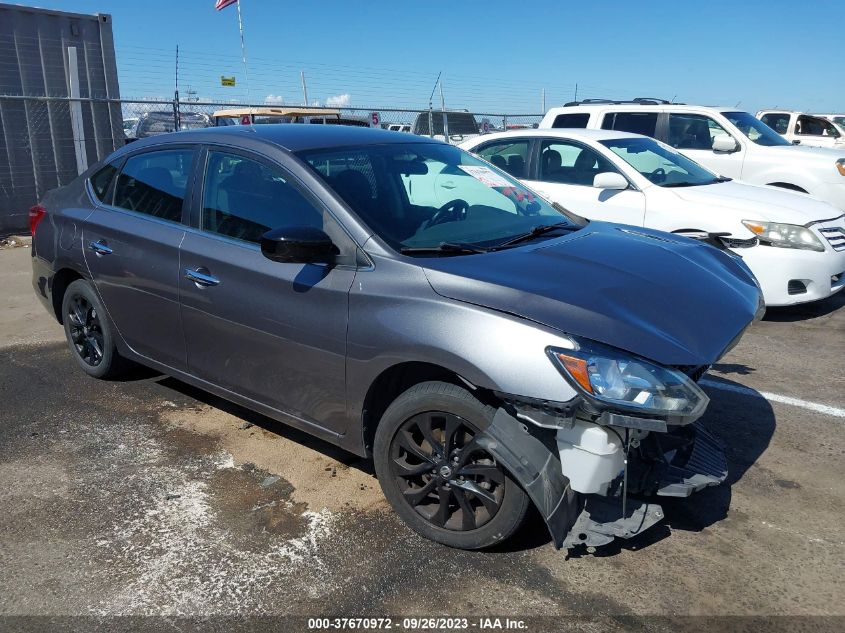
left=700, top=379, right=845, bottom=419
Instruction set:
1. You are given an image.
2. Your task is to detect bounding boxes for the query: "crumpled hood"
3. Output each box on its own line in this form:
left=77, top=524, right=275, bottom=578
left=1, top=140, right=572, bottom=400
left=422, top=223, right=762, bottom=367
left=667, top=180, right=843, bottom=225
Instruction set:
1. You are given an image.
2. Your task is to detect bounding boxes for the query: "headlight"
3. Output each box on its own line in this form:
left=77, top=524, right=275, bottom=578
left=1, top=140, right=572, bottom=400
left=547, top=342, right=709, bottom=418
left=741, top=220, right=825, bottom=252
left=836, top=159, right=845, bottom=176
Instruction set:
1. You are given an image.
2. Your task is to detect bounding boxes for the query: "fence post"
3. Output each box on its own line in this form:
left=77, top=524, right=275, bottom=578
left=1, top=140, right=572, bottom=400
left=67, top=46, right=88, bottom=175
left=173, top=91, right=181, bottom=132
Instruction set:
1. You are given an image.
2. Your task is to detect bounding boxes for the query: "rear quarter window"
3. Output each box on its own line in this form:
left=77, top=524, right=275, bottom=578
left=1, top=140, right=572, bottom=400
left=551, top=113, right=590, bottom=128
left=89, top=162, right=118, bottom=203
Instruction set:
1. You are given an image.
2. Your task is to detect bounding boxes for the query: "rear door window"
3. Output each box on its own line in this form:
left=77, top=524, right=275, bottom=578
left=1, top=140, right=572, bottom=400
left=113, top=149, right=194, bottom=223
left=601, top=112, right=658, bottom=137
left=475, top=140, right=530, bottom=178
left=760, top=113, right=790, bottom=134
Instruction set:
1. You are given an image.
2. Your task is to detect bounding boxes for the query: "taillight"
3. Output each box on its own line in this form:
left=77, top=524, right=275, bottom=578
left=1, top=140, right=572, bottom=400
left=29, top=205, right=46, bottom=236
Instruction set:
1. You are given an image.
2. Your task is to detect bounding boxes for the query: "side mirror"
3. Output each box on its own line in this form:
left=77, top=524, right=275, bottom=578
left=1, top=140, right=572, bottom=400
left=592, top=172, right=628, bottom=190
left=260, top=226, right=338, bottom=264
left=712, top=135, right=739, bottom=153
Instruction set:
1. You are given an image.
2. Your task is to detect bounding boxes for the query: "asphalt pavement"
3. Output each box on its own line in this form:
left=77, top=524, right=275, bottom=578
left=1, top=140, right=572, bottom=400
left=0, top=246, right=843, bottom=631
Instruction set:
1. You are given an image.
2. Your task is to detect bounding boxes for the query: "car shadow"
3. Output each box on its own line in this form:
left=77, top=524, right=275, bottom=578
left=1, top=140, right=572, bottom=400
left=763, top=290, right=845, bottom=322
left=502, top=375, right=776, bottom=556
left=149, top=374, right=376, bottom=475
left=127, top=368, right=775, bottom=557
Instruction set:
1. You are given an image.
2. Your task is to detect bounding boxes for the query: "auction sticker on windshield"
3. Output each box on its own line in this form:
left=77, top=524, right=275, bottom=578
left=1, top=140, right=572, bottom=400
left=458, top=165, right=512, bottom=188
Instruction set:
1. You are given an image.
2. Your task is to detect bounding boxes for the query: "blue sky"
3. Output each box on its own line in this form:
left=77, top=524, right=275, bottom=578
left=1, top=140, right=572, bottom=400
left=15, top=0, right=844, bottom=114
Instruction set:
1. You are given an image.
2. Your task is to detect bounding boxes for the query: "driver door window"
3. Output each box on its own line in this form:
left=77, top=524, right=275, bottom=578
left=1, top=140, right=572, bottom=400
left=667, top=114, right=729, bottom=150
left=539, top=140, right=617, bottom=186
left=202, top=151, right=324, bottom=243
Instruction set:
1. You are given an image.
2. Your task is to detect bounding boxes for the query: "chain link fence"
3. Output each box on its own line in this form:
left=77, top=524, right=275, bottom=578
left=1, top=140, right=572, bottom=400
left=0, top=95, right=542, bottom=232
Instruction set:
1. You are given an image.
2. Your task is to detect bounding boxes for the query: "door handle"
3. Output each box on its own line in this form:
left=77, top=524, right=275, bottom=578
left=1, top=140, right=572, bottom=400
left=184, top=267, right=220, bottom=287
left=88, top=240, right=113, bottom=256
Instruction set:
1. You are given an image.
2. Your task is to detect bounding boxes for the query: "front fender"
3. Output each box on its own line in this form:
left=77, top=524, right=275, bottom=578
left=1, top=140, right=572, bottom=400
left=479, top=408, right=580, bottom=548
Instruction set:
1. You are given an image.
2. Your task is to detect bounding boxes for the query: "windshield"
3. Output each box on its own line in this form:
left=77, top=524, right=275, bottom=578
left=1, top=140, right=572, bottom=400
left=833, top=116, right=845, bottom=127
left=601, top=137, right=721, bottom=187
left=721, top=111, right=791, bottom=146
left=298, top=142, right=584, bottom=253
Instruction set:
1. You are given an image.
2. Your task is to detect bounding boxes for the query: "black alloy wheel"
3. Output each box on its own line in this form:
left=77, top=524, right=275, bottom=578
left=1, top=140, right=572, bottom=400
left=374, top=381, right=529, bottom=549
left=390, top=411, right=505, bottom=531
left=67, top=294, right=104, bottom=367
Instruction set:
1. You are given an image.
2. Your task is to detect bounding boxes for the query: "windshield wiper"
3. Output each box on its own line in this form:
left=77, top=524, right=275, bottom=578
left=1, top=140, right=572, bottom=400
left=494, top=222, right=576, bottom=248
left=661, top=181, right=700, bottom=188
left=400, top=242, right=491, bottom=256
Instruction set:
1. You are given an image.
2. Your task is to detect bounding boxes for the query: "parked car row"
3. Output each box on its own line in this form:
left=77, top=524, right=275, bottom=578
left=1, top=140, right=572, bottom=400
left=453, top=98, right=843, bottom=308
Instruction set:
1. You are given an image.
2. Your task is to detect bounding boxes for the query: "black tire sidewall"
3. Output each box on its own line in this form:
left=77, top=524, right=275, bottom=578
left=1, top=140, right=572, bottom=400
left=61, top=279, right=121, bottom=379
left=374, top=381, right=529, bottom=550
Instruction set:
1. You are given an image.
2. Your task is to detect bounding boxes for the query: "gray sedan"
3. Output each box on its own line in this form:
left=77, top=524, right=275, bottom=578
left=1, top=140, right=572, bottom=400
left=30, top=125, right=762, bottom=551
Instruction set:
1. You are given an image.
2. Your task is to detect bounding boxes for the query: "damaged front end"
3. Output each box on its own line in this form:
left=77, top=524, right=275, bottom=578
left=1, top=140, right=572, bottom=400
left=486, top=341, right=729, bottom=552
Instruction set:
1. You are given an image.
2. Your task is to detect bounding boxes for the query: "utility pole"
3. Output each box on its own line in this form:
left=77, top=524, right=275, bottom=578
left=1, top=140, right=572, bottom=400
left=574, top=83, right=578, bottom=103
left=173, top=45, right=181, bottom=131
left=301, top=71, right=309, bottom=106
left=428, top=72, right=441, bottom=139
left=542, top=88, right=546, bottom=113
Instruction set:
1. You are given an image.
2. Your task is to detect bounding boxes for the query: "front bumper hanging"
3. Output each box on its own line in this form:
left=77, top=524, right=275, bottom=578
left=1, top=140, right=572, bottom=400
left=483, top=407, right=728, bottom=551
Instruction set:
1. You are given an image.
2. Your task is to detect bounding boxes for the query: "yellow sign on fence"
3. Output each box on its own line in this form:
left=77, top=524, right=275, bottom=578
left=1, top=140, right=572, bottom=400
left=220, top=76, right=236, bottom=87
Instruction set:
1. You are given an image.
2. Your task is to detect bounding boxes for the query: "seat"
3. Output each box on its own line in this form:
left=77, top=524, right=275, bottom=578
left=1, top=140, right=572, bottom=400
left=542, top=150, right=562, bottom=181
left=506, top=154, right=525, bottom=177
left=489, top=155, right=507, bottom=170
left=571, top=150, right=598, bottom=185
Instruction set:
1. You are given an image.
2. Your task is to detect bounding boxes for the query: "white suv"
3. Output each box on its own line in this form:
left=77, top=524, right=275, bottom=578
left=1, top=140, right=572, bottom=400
left=539, top=100, right=845, bottom=210
left=756, top=110, right=845, bottom=149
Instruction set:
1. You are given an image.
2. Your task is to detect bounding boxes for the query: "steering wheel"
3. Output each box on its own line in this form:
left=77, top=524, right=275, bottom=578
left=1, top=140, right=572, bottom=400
left=426, top=199, right=470, bottom=228
left=651, top=167, right=667, bottom=184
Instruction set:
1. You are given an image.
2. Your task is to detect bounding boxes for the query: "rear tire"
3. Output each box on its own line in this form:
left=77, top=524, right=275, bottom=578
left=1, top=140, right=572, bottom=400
left=61, top=279, right=130, bottom=379
left=374, top=381, right=529, bottom=549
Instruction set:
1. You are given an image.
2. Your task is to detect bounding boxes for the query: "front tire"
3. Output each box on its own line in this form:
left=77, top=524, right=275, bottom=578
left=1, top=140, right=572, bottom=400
left=61, top=279, right=130, bottom=379
left=373, top=381, right=529, bottom=549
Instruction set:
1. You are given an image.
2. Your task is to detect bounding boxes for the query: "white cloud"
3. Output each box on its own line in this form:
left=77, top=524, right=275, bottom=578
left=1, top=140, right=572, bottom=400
left=325, top=93, right=351, bottom=107
left=264, top=94, right=285, bottom=105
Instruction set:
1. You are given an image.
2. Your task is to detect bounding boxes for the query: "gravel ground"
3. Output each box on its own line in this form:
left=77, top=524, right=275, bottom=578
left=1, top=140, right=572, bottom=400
left=0, top=247, right=843, bottom=632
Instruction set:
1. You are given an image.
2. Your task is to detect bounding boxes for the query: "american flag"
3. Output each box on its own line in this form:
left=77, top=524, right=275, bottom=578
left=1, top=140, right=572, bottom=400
left=215, top=0, right=238, bottom=10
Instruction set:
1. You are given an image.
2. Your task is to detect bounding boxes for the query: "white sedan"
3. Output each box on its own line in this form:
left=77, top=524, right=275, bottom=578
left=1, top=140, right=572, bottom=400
left=460, top=129, right=845, bottom=306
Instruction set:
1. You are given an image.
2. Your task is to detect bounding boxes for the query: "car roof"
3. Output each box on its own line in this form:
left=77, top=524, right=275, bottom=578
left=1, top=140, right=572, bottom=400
left=547, top=103, right=738, bottom=113
left=466, top=128, right=646, bottom=144
left=123, top=124, right=442, bottom=153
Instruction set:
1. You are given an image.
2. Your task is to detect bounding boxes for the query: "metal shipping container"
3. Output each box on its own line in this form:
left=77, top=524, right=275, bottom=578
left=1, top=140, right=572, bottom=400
left=0, top=3, right=122, bottom=233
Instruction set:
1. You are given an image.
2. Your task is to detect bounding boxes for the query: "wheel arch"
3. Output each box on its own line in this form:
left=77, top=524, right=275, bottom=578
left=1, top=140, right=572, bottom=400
left=51, top=267, right=88, bottom=324
left=360, top=361, right=498, bottom=457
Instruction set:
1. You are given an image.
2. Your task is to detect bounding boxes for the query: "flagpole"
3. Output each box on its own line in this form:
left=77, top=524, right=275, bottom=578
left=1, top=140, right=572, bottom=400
left=235, top=0, right=253, bottom=122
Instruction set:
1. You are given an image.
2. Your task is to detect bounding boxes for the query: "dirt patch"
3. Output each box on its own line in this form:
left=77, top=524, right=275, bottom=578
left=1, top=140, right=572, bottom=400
left=208, top=464, right=309, bottom=550
left=162, top=404, right=387, bottom=513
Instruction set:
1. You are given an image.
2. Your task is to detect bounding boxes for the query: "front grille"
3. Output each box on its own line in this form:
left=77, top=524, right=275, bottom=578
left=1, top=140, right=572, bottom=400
left=818, top=226, right=845, bottom=251
left=720, top=236, right=758, bottom=249
left=788, top=280, right=807, bottom=295
left=672, top=365, right=709, bottom=382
